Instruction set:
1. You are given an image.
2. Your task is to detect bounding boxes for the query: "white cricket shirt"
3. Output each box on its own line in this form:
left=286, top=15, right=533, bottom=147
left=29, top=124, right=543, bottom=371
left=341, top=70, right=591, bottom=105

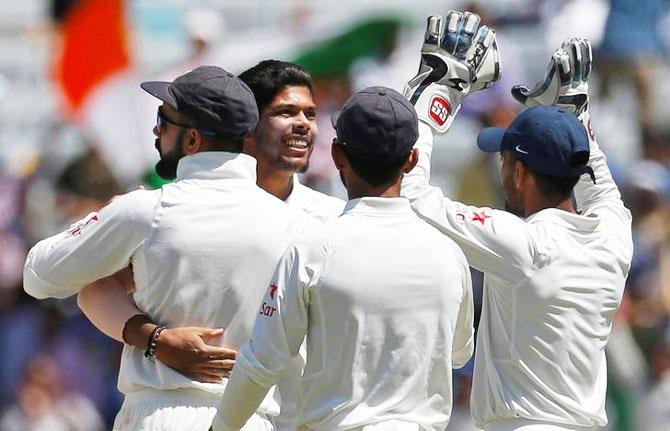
left=23, top=152, right=315, bottom=410
left=285, top=175, right=345, bottom=222
left=212, top=197, right=475, bottom=431
left=276, top=176, right=345, bottom=431
left=402, top=122, right=633, bottom=429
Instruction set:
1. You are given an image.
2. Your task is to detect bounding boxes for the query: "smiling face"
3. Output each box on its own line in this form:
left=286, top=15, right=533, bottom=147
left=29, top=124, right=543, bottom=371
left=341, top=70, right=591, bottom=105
left=249, top=85, right=318, bottom=174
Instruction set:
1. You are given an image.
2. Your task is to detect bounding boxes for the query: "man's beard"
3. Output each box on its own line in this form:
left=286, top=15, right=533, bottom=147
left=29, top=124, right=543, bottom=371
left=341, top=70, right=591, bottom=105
left=267, top=152, right=310, bottom=174
left=155, top=138, right=185, bottom=180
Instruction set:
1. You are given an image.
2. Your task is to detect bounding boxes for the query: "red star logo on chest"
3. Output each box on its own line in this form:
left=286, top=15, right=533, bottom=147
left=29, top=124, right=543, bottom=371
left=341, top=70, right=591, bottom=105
left=269, top=283, right=278, bottom=300
left=471, top=210, right=491, bottom=225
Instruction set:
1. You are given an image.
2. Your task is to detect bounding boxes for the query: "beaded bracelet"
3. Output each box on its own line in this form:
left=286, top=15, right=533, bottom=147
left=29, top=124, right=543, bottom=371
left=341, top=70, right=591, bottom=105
left=144, top=325, right=166, bottom=358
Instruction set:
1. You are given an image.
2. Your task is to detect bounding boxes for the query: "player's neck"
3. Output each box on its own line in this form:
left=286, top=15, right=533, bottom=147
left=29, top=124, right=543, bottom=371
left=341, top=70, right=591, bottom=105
left=257, top=165, right=295, bottom=201
left=346, top=178, right=401, bottom=200
left=525, top=196, right=577, bottom=217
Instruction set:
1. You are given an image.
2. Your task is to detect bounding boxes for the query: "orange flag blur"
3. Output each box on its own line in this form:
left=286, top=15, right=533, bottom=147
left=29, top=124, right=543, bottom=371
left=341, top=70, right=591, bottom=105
left=50, top=0, right=156, bottom=183
left=53, top=0, right=131, bottom=117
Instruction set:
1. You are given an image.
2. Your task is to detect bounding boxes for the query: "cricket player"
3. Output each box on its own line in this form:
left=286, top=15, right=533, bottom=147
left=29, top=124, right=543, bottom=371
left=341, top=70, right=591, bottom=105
left=402, top=11, right=633, bottom=431
left=239, top=60, right=345, bottom=220
left=75, top=59, right=344, bottom=430
left=210, top=86, right=475, bottom=431
left=23, top=66, right=316, bottom=431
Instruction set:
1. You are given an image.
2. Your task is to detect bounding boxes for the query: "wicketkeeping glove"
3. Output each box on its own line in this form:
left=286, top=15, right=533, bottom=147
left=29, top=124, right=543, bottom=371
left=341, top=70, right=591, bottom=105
left=511, top=38, right=591, bottom=116
left=404, top=10, right=501, bottom=133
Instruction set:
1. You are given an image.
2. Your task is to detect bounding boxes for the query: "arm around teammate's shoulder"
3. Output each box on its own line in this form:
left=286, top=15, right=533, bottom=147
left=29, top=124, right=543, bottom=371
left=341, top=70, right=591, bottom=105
left=23, top=189, right=159, bottom=299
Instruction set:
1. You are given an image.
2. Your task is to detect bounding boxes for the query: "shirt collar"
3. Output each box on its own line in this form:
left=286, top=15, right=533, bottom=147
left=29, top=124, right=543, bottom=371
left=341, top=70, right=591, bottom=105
left=342, top=196, right=413, bottom=216
left=526, top=207, right=601, bottom=231
left=176, top=152, right=257, bottom=182
left=284, top=174, right=303, bottom=205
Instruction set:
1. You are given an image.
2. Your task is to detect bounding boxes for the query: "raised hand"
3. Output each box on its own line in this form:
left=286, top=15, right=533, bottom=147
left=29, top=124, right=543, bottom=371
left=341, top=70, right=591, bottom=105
left=405, top=10, right=500, bottom=133
left=512, top=38, right=591, bottom=116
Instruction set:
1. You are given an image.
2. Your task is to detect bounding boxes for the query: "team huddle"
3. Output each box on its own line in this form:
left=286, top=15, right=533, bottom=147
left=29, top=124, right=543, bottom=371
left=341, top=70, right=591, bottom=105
left=22, top=10, right=632, bottom=431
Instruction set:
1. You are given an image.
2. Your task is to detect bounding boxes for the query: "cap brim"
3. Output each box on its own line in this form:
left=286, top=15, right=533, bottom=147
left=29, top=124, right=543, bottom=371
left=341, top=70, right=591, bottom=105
left=140, top=81, right=178, bottom=110
left=477, top=127, right=506, bottom=153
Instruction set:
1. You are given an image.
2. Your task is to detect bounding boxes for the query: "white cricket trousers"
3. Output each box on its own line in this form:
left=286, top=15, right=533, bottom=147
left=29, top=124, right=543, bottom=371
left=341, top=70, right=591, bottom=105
left=113, top=388, right=274, bottom=431
left=299, top=420, right=423, bottom=430
left=485, top=419, right=599, bottom=431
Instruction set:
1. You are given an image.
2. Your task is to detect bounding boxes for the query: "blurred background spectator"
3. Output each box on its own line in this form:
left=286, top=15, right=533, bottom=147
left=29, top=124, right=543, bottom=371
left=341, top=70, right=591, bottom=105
left=1, top=0, right=669, bottom=429
left=0, top=356, right=104, bottom=431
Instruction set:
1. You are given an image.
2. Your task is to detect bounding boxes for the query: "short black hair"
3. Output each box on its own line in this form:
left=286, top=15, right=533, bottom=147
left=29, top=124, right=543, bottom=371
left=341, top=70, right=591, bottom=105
left=201, top=132, right=245, bottom=153
left=342, top=146, right=409, bottom=187
left=532, top=171, right=580, bottom=199
left=176, top=111, right=246, bottom=154
left=239, top=60, right=314, bottom=114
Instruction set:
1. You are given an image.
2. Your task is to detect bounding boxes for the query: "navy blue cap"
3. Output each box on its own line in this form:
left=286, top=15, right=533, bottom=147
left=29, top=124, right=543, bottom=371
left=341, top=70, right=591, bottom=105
left=141, top=66, right=258, bottom=136
left=477, top=105, right=594, bottom=181
left=332, top=86, right=419, bottom=161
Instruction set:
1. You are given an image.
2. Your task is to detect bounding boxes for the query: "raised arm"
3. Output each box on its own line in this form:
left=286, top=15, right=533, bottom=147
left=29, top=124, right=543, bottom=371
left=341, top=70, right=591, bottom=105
left=511, top=38, right=632, bottom=253
left=400, top=12, right=537, bottom=282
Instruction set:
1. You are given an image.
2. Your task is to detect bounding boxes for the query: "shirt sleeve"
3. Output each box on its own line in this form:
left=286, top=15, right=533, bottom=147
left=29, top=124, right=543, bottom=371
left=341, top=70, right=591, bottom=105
left=573, top=113, right=633, bottom=266
left=402, top=121, right=535, bottom=283
left=212, top=244, right=312, bottom=431
left=23, top=190, right=157, bottom=300
left=452, top=249, right=475, bottom=368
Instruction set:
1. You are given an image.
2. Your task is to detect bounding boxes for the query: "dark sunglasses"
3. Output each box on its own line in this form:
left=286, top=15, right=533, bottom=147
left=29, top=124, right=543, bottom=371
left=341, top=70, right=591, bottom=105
left=156, top=108, right=218, bottom=137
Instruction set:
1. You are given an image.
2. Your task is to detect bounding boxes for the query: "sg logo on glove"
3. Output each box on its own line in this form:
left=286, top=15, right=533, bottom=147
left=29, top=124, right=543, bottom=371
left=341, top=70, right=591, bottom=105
left=430, top=96, right=451, bottom=126
left=404, top=10, right=501, bottom=133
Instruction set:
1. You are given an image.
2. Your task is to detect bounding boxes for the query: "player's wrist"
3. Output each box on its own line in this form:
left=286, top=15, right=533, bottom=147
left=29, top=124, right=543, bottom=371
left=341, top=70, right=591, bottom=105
left=122, top=313, right=158, bottom=350
left=413, top=86, right=463, bottom=134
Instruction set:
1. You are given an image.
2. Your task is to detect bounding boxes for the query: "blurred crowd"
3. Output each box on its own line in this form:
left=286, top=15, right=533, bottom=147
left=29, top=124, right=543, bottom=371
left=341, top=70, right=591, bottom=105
left=1, top=0, right=669, bottom=430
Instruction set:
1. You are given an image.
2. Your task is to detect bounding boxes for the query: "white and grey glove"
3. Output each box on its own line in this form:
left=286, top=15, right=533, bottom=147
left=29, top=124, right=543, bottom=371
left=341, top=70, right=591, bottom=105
left=511, top=37, right=591, bottom=117
left=404, top=11, right=501, bottom=133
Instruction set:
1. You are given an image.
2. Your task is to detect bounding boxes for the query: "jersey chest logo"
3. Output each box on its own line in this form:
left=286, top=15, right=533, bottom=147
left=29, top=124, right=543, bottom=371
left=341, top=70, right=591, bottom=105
left=259, top=302, right=277, bottom=317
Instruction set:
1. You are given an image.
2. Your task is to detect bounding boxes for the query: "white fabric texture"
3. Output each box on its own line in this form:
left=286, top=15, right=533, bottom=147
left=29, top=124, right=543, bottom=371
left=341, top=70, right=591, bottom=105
left=23, top=152, right=317, bottom=427
left=274, top=178, right=344, bottom=431
left=112, top=388, right=273, bottom=431
left=484, top=419, right=599, bottom=431
left=286, top=174, right=345, bottom=222
left=213, top=196, right=474, bottom=431
left=401, top=122, right=633, bottom=428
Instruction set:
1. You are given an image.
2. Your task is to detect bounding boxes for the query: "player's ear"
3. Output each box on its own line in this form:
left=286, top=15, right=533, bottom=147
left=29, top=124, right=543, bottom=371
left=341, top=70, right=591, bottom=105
left=183, top=129, right=202, bottom=155
left=402, top=148, right=419, bottom=174
left=331, top=139, right=348, bottom=170
left=514, top=159, right=526, bottom=189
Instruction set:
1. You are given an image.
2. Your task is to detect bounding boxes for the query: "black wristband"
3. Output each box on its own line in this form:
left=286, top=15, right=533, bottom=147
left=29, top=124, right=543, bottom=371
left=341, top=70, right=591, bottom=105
left=144, top=325, right=166, bottom=359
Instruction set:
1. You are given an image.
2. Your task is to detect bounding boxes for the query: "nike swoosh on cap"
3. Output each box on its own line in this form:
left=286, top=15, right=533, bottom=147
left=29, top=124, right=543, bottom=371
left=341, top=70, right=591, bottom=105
left=515, top=144, right=530, bottom=155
